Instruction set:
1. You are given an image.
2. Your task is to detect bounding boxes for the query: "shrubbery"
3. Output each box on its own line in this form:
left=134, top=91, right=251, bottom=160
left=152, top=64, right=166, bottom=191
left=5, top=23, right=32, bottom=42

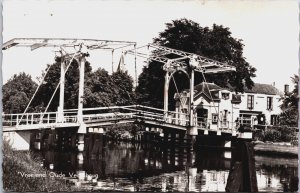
left=105, top=123, right=143, bottom=141
left=254, top=126, right=298, bottom=145
left=3, top=140, right=75, bottom=192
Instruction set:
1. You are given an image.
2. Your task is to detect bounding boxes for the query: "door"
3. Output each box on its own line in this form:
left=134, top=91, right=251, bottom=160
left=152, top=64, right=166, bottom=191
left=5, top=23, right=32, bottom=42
left=197, top=108, right=208, bottom=127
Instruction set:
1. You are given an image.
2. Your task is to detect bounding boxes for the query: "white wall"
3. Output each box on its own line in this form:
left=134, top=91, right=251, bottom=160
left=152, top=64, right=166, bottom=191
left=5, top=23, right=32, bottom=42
left=239, top=93, right=281, bottom=124
left=176, top=89, right=282, bottom=129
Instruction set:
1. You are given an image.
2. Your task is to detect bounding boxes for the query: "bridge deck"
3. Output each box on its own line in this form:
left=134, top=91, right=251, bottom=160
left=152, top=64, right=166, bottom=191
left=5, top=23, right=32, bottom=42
left=2, top=105, right=236, bottom=135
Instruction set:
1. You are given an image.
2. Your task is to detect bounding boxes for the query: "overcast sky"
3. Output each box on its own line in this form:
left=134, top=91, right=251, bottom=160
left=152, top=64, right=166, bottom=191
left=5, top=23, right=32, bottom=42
left=2, top=0, right=299, bottom=91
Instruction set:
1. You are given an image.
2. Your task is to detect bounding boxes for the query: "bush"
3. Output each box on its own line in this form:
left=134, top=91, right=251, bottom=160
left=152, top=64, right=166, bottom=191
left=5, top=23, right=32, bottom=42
left=277, top=126, right=297, bottom=142
left=105, top=123, right=143, bottom=140
left=264, top=129, right=281, bottom=142
left=254, top=126, right=298, bottom=144
left=3, top=140, right=75, bottom=192
left=253, top=129, right=265, bottom=141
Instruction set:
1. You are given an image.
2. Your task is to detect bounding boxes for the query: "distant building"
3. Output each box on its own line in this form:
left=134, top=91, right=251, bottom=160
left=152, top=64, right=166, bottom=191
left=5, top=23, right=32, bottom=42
left=174, top=82, right=283, bottom=130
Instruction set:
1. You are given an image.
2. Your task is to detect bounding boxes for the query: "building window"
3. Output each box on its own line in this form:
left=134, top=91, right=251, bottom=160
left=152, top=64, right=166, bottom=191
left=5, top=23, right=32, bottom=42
left=221, top=92, right=230, bottom=100
left=267, top=97, right=273, bottom=110
left=240, top=114, right=251, bottom=125
left=270, top=115, right=279, bottom=125
left=212, top=114, right=218, bottom=124
left=247, top=95, right=254, bottom=109
left=222, top=110, right=228, bottom=127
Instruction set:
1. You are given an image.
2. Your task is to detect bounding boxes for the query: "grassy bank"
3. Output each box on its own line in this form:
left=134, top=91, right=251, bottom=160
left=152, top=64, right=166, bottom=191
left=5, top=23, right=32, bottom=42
left=3, top=140, right=76, bottom=192
left=253, top=141, right=298, bottom=157
left=252, top=125, right=298, bottom=157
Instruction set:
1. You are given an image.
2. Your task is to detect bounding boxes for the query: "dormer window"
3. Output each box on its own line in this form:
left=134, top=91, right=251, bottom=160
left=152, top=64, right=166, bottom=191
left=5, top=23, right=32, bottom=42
left=221, top=92, right=230, bottom=100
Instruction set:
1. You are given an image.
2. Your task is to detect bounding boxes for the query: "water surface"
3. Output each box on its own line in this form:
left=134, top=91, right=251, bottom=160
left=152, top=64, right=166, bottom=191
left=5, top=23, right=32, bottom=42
left=41, top=141, right=298, bottom=192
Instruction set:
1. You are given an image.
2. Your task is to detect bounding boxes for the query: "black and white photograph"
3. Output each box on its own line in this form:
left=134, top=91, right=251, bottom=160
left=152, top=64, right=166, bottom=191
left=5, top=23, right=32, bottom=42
left=1, top=0, right=299, bottom=192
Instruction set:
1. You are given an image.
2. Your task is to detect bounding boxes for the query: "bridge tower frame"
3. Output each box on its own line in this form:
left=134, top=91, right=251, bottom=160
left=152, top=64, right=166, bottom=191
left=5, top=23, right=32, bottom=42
left=126, top=44, right=236, bottom=135
left=2, top=38, right=136, bottom=128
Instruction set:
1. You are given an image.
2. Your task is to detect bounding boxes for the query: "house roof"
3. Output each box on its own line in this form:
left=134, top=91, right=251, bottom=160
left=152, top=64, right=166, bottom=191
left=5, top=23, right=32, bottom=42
left=194, top=82, right=223, bottom=93
left=193, top=82, right=224, bottom=101
left=181, top=82, right=282, bottom=101
left=243, top=83, right=283, bottom=95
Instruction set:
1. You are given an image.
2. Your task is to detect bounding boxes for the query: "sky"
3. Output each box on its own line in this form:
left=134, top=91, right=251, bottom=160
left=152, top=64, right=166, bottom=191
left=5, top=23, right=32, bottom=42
left=2, top=0, right=299, bottom=92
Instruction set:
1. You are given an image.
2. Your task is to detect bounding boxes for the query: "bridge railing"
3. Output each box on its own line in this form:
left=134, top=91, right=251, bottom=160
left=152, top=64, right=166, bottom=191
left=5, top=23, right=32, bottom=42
left=2, top=112, right=56, bottom=126
left=62, top=105, right=136, bottom=123
left=120, top=105, right=190, bottom=126
left=2, top=110, right=80, bottom=127
left=195, top=117, right=238, bottom=133
left=120, top=105, right=165, bottom=122
left=165, top=111, right=190, bottom=126
left=3, top=105, right=238, bottom=135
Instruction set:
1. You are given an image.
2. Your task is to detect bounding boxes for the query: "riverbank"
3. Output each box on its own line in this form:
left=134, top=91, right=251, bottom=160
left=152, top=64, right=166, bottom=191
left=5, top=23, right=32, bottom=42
left=3, top=140, right=78, bottom=192
left=253, top=141, right=298, bottom=157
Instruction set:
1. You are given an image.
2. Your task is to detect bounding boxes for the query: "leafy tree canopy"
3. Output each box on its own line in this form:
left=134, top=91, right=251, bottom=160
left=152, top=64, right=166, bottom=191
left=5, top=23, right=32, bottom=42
left=136, top=18, right=256, bottom=109
left=3, top=58, right=135, bottom=114
left=85, top=68, right=115, bottom=107
left=111, top=71, right=135, bottom=106
left=280, top=75, right=298, bottom=127
left=33, top=57, right=93, bottom=112
left=2, top=72, right=37, bottom=113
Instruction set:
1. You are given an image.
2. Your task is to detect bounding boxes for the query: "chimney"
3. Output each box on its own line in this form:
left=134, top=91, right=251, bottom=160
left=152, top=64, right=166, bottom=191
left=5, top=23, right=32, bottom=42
left=272, top=82, right=275, bottom=86
left=284, top=84, right=289, bottom=94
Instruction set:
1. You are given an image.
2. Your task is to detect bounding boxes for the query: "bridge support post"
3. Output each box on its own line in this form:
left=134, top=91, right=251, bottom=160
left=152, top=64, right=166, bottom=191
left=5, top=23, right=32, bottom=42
left=77, top=55, right=86, bottom=123
left=186, top=126, right=197, bottom=151
left=163, top=72, right=170, bottom=121
left=47, top=127, right=56, bottom=150
left=77, top=133, right=85, bottom=165
left=189, top=69, right=195, bottom=127
left=186, top=68, right=198, bottom=151
left=57, top=58, right=66, bottom=123
left=91, top=128, right=104, bottom=159
left=226, top=139, right=258, bottom=192
left=175, top=107, right=179, bottom=125
left=77, top=123, right=87, bottom=162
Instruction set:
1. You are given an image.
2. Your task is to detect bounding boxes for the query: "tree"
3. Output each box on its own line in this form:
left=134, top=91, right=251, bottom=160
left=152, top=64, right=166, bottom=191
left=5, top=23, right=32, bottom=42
left=136, top=19, right=256, bottom=109
left=27, top=57, right=135, bottom=112
left=33, top=57, right=92, bottom=111
left=111, top=71, right=135, bottom=106
left=84, top=69, right=135, bottom=108
left=84, top=68, right=115, bottom=108
left=280, top=75, right=298, bottom=127
left=2, top=73, right=37, bottom=113
left=3, top=56, right=136, bottom=114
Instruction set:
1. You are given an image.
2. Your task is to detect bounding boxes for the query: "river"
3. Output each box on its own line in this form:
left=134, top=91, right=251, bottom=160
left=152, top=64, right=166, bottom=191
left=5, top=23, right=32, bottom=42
left=40, top=141, right=298, bottom=192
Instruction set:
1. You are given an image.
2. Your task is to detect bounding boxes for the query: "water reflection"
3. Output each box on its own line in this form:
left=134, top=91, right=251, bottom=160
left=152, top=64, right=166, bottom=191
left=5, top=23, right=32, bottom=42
left=40, top=141, right=298, bottom=192
left=255, top=155, right=298, bottom=192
